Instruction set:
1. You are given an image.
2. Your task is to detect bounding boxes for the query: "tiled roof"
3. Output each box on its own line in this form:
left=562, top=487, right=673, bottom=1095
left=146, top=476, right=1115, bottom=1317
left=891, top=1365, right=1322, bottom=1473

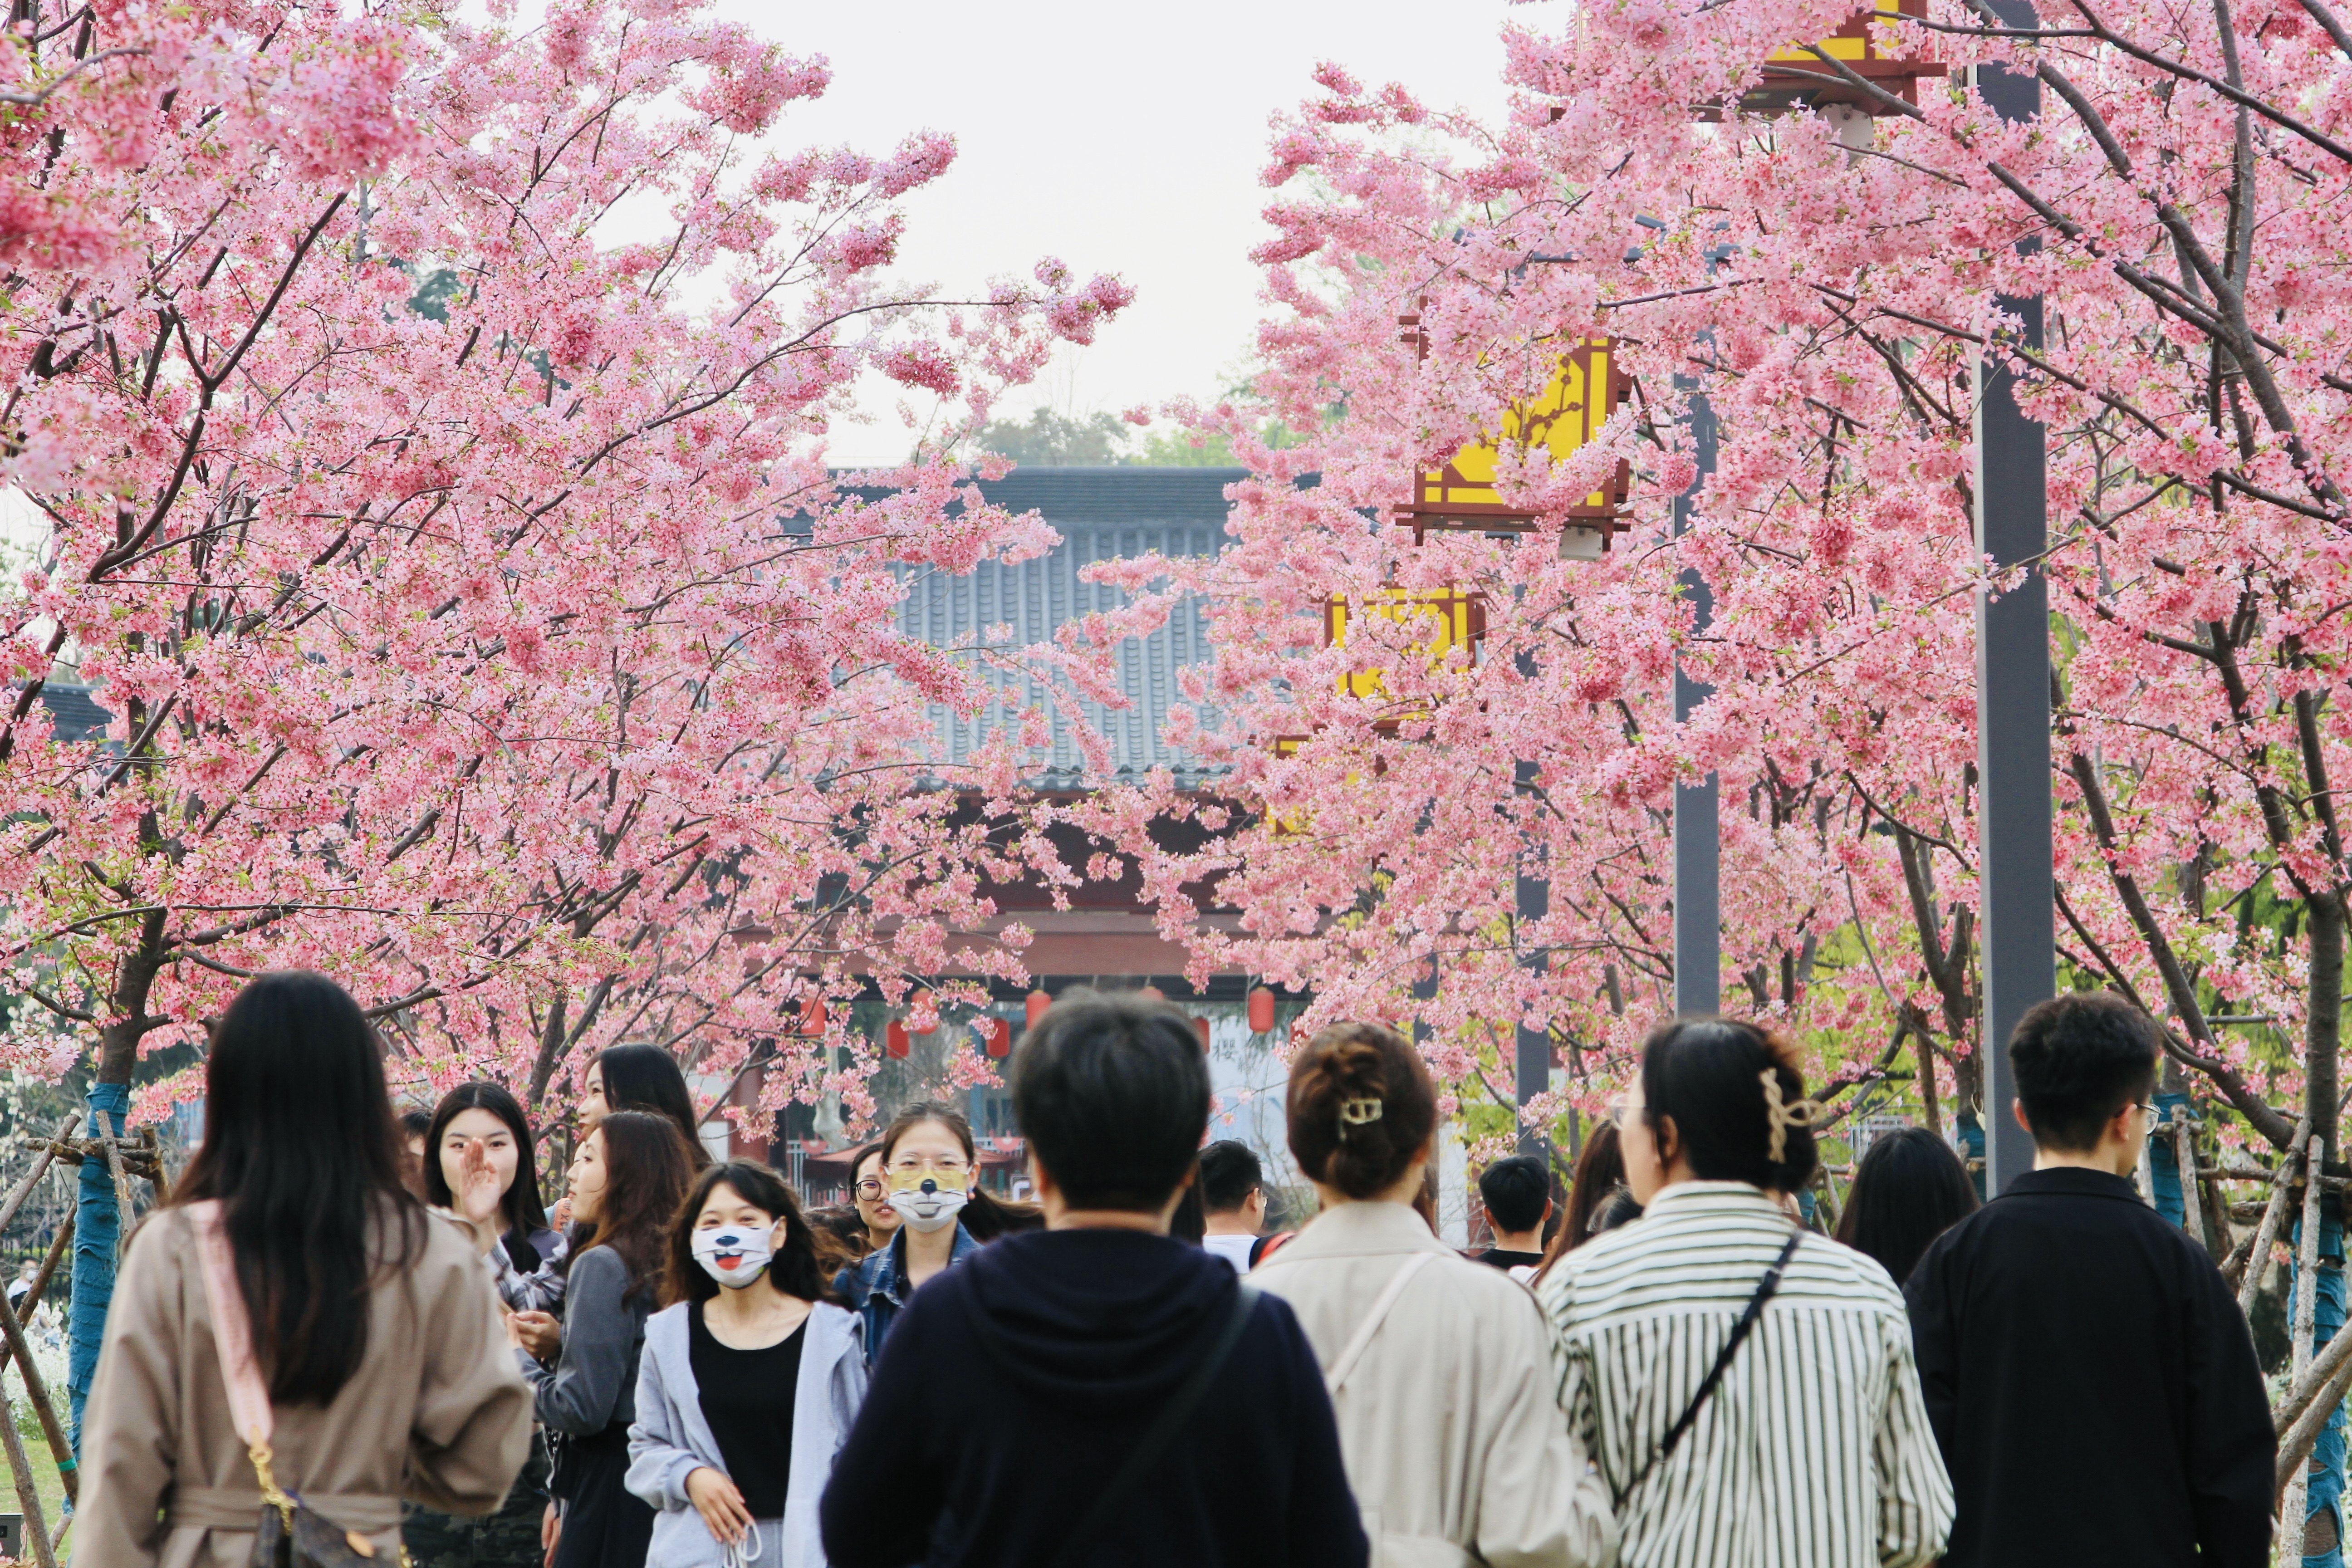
left=897, top=468, right=1241, bottom=788
left=35, top=683, right=108, bottom=743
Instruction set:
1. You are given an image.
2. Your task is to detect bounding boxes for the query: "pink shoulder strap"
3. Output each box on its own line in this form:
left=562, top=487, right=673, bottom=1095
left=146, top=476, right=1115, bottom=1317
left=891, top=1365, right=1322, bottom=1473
left=187, top=1200, right=274, bottom=1449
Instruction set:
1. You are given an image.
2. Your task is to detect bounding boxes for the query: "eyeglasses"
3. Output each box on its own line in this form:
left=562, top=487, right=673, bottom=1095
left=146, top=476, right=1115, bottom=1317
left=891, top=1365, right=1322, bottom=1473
left=2135, top=1101, right=2165, bottom=1129
left=854, top=1178, right=884, bottom=1201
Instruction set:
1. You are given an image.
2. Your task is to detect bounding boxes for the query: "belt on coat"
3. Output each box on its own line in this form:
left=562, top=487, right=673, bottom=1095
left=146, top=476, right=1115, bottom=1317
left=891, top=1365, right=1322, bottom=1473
left=166, top=1485, right=403, bottom=1533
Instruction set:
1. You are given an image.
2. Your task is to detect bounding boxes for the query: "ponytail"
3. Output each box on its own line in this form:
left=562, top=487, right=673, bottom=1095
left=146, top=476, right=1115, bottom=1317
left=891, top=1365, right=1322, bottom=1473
left=1286, top=1022, right=1437, bottom=1200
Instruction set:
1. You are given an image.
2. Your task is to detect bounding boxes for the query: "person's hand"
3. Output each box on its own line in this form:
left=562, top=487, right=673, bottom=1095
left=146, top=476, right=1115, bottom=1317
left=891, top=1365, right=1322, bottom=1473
left=549, top=1196, right=573, bottom=1230
left=685, top=1466, right=752, bottom=1546
left=510, top=1309, right=561, bottom=1363
left=541, top=1501, right=559, bottom=1568
left=459, top=1141, right=504, bottom=1243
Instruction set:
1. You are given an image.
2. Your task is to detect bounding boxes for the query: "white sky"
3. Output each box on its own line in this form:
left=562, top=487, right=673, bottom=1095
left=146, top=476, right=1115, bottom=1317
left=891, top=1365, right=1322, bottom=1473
left=709, top=0, right=1538, bottom=464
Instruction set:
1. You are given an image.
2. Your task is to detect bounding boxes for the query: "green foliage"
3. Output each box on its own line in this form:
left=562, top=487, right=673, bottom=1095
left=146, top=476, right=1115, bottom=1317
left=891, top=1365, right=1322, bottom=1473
left=974, top=410, right=1134, bottom=466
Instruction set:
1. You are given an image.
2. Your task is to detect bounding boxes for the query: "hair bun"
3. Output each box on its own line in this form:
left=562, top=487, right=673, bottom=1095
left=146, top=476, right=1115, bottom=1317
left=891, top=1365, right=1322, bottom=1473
left=1323, top=1036, right=1387, bottom=1098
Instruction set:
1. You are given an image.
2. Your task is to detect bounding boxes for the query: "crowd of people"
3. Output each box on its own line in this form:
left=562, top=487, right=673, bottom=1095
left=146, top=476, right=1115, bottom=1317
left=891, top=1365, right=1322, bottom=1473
left=70, top=972, right=2277, bottom=1568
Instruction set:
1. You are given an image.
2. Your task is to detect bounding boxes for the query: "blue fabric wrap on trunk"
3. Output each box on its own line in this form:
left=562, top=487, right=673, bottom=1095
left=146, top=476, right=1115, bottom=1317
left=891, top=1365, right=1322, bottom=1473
left=2150, top=1091, right=2191, bottom=1226
left=2293, top=1201, right=2347, bottom=1568
left=68, top=1082, right=130, bottom=1454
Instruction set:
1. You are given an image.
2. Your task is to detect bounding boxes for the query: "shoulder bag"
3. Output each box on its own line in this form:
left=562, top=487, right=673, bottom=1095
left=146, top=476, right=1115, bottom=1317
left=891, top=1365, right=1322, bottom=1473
left=1614, top=1230, right=1803, bottom=1507
left=187, top=1200, right=390, bottom=1568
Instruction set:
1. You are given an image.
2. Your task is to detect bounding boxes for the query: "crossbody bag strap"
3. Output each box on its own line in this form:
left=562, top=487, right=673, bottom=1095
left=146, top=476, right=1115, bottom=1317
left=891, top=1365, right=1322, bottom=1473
left=1616, top=1230, right=1803, bottom=1508
left=188, top=1200, right=298, bottom=1522
left=1040, top=1283, right=1258, bottom=1568
left=1321, top=1251, right=1435, bottom=1399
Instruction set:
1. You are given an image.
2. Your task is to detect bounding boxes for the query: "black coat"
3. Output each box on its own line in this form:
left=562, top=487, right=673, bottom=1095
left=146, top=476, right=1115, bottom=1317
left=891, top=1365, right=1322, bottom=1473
left=1905, top=1166, right=2275, bottom=1568
left=819, top=1227, right=1367, bottom=1568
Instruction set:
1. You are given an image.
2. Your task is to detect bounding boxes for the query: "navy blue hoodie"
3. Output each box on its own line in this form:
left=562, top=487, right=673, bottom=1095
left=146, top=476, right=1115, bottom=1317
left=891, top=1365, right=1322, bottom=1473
left=819, top=1227, right=1367, bottom=1568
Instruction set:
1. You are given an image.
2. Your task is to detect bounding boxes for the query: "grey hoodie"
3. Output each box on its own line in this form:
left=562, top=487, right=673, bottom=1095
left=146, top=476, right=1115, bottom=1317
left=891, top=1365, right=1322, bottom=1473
left=626, top=1298, right=866, bottom=1568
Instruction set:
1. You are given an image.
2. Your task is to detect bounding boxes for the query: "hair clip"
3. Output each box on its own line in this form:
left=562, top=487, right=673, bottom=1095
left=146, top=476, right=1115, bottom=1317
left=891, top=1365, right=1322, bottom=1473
left=1759, top=1068, right=1822, bottom=1166
left=1337, top=1097, right=1383, bottom=1140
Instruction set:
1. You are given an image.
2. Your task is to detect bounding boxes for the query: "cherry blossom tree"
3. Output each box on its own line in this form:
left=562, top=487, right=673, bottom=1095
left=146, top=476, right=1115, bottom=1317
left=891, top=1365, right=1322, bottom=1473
left=0, top=0, right=1127, bottom=1433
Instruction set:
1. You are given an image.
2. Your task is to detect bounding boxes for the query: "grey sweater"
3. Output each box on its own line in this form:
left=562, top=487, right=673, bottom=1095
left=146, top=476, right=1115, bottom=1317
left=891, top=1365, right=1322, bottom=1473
left=520, top=1245, right=650, bottom=1436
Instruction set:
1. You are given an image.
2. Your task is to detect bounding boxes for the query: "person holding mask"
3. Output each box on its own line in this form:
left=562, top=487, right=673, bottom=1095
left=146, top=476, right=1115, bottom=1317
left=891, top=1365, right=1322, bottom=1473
left=628, top=1160, right=867, bottom=1566
left=529, top=1111, right=696, bottom=1568
left=79, top=971, right=533, bottom=1565
left=835, top=1102, right=994, bottom=1363
left=849, top=1146, right=900, bottom=1257
left=1253, top=1022, right=1616, bottom=1568
left=1834, top=1126, right=1978, bottom=1289
left=1539, top=1017, right=1953, bottom=1568
left=409, top=1081, right=566, bottom=1567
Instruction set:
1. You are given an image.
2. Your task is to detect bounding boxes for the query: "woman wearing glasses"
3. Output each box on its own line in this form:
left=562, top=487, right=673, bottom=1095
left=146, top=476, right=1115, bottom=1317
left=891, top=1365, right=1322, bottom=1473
left=834, top=1103, right=1015, bottom=1363
left=849, top=1146, right=902, bottom=1257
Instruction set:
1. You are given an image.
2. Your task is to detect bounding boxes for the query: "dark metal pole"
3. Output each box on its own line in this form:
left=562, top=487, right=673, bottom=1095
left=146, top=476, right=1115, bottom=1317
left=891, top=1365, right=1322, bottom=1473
left=1673, top=389, right=1721, bottom=1018
left=1973, top=9, right=2052, bottom=1196
left=1514, top=760, right=1551, bottom=1154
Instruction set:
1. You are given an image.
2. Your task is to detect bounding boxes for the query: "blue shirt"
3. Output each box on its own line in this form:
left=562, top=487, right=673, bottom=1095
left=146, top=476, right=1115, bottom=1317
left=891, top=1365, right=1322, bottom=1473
left=834, top=1222, right=981, bottom=1364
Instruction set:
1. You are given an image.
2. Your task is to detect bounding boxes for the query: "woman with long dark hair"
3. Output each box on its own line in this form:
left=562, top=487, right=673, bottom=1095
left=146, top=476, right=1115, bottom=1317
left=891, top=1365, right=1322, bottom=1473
left=627, top=1160, right=867, bottom=1566
left=408, top=1081, right=566, bottom=1567
left=583, top=1043, right=711, bottom=1167
left=833, top=1102, right=1009, bottom=1363
left=79, top=971, right=532, bottom=1565
left=1834, top=1126, right=1980, bottom=1287
left=530, top=1110, right=696, bottom=1568
left=1538, top=1018, right=1954, bottom=1567
left=1251, top=1022, right=1615, bottom=1567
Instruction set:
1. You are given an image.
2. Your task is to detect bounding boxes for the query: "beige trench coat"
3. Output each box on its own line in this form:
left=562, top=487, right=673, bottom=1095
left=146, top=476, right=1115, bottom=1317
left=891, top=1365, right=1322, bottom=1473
left=77, top=1204, right=533, bottom=1568
left=1253, top=1202, right=1617, bottom=1568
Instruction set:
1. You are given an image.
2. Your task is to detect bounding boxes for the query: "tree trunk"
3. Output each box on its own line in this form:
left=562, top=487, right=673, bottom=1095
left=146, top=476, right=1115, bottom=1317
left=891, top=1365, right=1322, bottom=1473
left=67, top=911, right=165, bottom=1451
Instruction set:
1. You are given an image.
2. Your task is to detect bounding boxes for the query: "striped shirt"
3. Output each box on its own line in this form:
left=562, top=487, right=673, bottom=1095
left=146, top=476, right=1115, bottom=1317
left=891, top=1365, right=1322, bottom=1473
left=1537, top=1181, right=1954, bottom=1568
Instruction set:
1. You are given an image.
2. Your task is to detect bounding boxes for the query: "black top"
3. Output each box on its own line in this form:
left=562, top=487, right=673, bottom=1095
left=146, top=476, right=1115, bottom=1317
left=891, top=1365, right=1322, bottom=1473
left=1472, top=1247, right=1543, bottom=1270
left=688, top=1303, right=804, bottom=1519
left=819, top=1228, right=1367, bottom=1568
left=1906, top=1167, right=2275, bottom=1568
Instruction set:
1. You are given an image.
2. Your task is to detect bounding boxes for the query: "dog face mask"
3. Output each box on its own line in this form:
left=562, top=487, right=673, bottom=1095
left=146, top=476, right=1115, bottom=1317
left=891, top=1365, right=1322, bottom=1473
left=885, top=1164, right=971, bottom=1233
left=690, top=1224, right=774, bottom=1289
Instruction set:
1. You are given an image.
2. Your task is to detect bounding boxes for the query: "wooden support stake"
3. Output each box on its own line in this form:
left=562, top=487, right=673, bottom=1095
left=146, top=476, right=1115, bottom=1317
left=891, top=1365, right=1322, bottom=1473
left=2238, top=1117, right=2310, bottom=1320
left=101, top=1130, right=137, bottom=1247
left=0, top=1256, right=74, bottom=1502
left=2293, top=1133, right=2325, bottom=1389
left=2176, top=1116, right=2208, bottom=1250
left=0, top=1117, right=80, bottom=1244
left=0, top=1378, right=57, bottom=1568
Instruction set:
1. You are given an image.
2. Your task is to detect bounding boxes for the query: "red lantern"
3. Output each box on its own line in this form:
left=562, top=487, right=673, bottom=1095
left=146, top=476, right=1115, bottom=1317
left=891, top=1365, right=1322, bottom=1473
left=1248, top=986, right=1275, bottom=1034
left=986, top=1018, right=1013, bottom=1059
left=1139, top=985, right=1165, bottom=1001
left=799, top=995, right=826, bottom=1034
left=885, top=1020, right=910, bottom=1060
left=1025, top=989, right=1051, bottom=1028
left=1193, top=1016, right=1211, bottom=1051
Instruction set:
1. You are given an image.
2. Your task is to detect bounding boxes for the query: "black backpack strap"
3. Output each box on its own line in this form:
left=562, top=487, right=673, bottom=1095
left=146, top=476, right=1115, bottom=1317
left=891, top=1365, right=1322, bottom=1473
left=1042, top=1283, right=1259, bottom=1568
left=1616, top=1230, right=1803, bottom=1507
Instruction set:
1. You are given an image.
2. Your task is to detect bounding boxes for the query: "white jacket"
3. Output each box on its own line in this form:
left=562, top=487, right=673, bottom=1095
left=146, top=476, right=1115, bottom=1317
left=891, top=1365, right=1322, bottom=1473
left=626, top=1299, right=867, bottom=1568
left=1253, top=1201, right=1617, bottom=1568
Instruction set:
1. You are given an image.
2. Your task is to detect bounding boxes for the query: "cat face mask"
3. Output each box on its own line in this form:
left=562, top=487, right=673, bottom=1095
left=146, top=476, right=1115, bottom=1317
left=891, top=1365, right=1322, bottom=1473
left=885, top=1165, right=970, bottom=1233
left=690, top=1224, right=774, bottom=1289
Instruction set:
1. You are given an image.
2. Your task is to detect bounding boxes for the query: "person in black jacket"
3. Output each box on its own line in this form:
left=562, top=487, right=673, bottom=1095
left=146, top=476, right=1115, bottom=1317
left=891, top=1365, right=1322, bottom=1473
left=819, top=989, right=1367, bottom=1568
left=1905, top=993, right=2274, bottom=1568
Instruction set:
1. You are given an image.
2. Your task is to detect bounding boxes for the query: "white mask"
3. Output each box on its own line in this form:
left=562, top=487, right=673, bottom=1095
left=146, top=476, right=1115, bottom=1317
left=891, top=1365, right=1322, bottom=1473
left=690, top=1225, right=774, bottom=1289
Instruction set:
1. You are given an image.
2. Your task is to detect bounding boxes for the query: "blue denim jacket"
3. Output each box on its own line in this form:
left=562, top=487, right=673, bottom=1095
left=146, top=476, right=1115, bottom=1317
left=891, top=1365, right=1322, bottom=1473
left=836, top=1222, right=982, bottom=1364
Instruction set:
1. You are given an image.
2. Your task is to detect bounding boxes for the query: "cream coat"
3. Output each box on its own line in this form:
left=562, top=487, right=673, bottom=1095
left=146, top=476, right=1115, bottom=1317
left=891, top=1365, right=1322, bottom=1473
left=77, top=1204, right=534, bottom=1568
left=1253, top=1202, right=1617, bottom=1568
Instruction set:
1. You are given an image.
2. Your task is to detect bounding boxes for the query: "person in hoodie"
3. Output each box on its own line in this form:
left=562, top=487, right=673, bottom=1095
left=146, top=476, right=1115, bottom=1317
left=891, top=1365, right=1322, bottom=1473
left=628, top=1159, right=867, bottom=1568
left=819, top=989, right=1367, bottom=1568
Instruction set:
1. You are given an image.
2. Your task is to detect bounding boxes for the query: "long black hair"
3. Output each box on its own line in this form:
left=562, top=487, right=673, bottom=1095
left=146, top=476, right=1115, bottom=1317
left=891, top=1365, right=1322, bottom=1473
left=596, top=1043, right=709, bottom=1168
left=663, top=1159, right=834, bottom=1306
left=175, top=971, right=424, bottom=1404
left=422, top=1081, right=549, bottom=1274
left=1834, top=1127, right=1979, bottom=1285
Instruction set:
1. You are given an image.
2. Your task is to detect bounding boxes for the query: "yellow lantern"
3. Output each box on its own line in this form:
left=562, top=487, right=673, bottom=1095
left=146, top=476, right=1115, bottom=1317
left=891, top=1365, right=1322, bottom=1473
left=1327, top=587, right=1486, bottom=730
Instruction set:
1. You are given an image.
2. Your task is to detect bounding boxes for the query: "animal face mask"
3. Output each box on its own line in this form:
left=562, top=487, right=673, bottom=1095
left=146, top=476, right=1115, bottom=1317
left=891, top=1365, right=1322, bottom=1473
left=885, top=1164, right=971, bottom=1233
left=690, top=1224, right=774, bottom=1289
